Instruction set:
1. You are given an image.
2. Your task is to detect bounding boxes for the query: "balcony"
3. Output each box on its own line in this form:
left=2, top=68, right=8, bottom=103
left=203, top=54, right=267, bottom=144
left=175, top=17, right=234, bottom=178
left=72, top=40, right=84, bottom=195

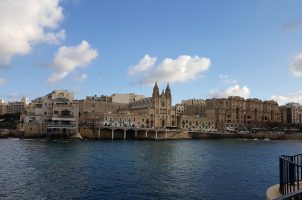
left=47, top=122, right=76, bottom=129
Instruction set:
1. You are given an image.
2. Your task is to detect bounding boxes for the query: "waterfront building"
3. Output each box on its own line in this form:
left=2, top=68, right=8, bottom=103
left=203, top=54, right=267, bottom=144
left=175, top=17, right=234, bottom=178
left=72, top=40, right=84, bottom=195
left=280, top=103, right=302, bottom=124
left=78, top=96, right=129, bottom=130
left=177, top=115, right=216, bottom=132
left=20, top=90, right=79, bottom=138
left=206, top=96, right=281, bottom=132
left=19, top=83, right=302, bottom=138
left=78, top=83, right=176, bottom=137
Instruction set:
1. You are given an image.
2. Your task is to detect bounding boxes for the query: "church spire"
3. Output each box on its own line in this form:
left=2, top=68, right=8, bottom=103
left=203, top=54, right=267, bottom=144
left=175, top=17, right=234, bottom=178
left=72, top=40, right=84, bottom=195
left=165, top=83, right=171, bottom=98
left=152, top=81, right=159, bottom=98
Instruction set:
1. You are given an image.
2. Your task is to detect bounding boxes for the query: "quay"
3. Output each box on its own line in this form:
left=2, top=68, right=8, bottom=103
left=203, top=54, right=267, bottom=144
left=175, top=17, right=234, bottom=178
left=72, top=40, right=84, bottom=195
left=190, top=132, right=302, bottom=140
left=79, top=125, right=189, bottom=140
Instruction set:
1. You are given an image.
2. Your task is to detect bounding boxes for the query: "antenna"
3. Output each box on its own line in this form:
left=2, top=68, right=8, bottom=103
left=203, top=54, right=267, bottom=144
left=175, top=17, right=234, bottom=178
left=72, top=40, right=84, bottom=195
left=140, top=79, right=143, bottom=95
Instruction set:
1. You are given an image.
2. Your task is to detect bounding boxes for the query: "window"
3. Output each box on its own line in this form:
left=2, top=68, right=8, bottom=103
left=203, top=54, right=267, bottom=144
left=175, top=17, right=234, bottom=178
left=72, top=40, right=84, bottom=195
left=61, top=110, right=71, bottom=116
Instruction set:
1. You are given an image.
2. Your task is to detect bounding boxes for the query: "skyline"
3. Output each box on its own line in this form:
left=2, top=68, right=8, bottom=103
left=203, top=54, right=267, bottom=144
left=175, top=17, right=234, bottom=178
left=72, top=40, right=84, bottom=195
left=1, top=0, right=302, bottom=105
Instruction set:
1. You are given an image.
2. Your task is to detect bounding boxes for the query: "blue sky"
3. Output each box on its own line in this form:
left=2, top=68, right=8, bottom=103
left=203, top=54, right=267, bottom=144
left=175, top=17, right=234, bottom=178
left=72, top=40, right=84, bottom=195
left=1, top=0, right=302, bottom=105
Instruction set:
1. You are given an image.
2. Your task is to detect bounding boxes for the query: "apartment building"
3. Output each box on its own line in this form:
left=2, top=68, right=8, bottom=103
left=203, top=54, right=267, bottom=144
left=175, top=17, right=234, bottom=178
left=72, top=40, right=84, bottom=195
left=206, top=96, right=281, bottom=132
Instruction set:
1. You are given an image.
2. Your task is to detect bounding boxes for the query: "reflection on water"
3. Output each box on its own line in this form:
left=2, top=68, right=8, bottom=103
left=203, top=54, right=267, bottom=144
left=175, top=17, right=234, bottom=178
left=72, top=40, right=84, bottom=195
left=0, top=139, right=301, bottom=199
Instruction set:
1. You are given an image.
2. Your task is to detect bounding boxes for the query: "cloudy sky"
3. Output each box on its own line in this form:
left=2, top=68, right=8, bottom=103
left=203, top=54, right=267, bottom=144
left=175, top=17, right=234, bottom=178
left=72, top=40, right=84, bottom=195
left=0, top=0, right=302, bottom=105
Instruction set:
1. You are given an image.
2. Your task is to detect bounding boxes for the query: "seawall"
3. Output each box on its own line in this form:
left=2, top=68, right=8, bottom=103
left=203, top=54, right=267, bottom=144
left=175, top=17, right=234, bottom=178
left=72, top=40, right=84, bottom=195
left=190, top=132, right=302, bottom=140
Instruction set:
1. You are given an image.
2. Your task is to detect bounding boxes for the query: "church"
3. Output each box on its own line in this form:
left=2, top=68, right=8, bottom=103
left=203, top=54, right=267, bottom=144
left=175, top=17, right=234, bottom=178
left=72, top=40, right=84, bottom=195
left=128, top=82, right=176, bottom=128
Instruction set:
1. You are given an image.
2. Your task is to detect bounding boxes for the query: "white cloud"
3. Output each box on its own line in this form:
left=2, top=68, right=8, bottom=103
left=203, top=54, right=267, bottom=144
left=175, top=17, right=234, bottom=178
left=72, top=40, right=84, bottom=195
left=219, top=74, right=237, bottom=84
left=128, top=54, right=157, bottom=75
left=0, top=0, right=64, bottom=66
left=75, top=73, right=88, bottom=82
left=290, top=53, right=302, bottom=76
left=210, top=84, right=250, bottom=98
left=128, top=54, right=211, bottom=84
left=0, top=78, right=6, bottom=85
left=47, top=40, right=98, bottom=84
left=272, top=91, right=302, bottom=105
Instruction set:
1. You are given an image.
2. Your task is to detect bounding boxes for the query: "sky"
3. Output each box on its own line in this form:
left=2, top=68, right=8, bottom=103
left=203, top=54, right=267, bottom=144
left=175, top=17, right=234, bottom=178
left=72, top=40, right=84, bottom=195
left=1, top=0, right=302, bottom=105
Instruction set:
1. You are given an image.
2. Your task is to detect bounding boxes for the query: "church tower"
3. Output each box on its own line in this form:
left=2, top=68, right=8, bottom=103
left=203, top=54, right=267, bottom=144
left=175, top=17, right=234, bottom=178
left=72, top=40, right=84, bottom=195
left=165, top=83, right=172, bottom=126
left=151, top=82, right=174, bottom=128
left=165, top=83, right=171, bottom=99
left=152, top=82, right=159, bottom=98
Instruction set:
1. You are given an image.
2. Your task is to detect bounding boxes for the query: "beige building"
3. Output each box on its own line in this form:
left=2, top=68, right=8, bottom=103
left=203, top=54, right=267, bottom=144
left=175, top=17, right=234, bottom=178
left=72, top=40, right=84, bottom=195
left=183, top=99, right=206, bottom=117
left=20, top=90, right=79, bottom=137
left=0, top=97, right=29, bottom=115
left=111, top=93, right=145, bottom=104
left=175, top=99, right=206, bottom=117
left=0, top=101, right=8, bottom=115
left=86, top=95, right=112, bottom=102
left=78, top=83, right=176, bottom=136
left=128, top=82, right=176, bottom=128
left=177, top=115, right=216, bottom=132
left=181, top=98, right=206, bottom=105
left=206, top=96, right=281, bottom=132
left=175, top=104, right=184, bottom=116
left=280, top=103, right=302, bottom=124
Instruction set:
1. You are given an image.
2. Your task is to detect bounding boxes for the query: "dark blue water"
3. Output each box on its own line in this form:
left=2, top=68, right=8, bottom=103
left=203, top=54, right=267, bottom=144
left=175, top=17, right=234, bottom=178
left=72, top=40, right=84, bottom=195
left=0, top=139, right=301, bottom=200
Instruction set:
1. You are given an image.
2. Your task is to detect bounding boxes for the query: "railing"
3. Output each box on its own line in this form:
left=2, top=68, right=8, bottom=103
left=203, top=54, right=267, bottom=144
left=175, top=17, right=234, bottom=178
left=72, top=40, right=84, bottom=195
left=274, top=189, right=302, bottom=200
left=47, top=123, right=76, bottom=128
left=279, top=154, right=302, bottom=196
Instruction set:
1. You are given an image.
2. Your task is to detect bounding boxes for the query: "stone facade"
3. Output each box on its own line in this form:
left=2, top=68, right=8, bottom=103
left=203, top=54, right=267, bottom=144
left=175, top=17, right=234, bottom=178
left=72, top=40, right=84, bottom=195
left=128, top=82, right=175, bottom=128
left=111, top=93, right=145, bottom=104
left=20, top=84, right=302, bottom=138
left=280, top=103, right=302, bottom=124
left=0, top=97, right=29, bottom=115
left=206, top=96, right=281, bottom=132
left=177, top=115, right=216, bottom=132
left=78, top=82, right=176, bottom=137
left=20, top=90, right=79, bottom=137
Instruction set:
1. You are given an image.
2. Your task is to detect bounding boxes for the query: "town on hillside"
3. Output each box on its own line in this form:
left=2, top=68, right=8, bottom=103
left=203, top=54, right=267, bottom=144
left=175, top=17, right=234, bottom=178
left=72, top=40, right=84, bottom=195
left=0, top=82, right=301, bottom=139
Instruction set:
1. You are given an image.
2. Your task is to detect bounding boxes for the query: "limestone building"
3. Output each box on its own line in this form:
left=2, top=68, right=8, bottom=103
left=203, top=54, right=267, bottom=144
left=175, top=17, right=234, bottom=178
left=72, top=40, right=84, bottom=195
left=0, top=101, right=8, bottom=115
left=20, top=90, right=79, bottom=137
left=0, top=97, right=29, bottom=115
left=181, top=98, right=206, bottom=117
left=177, top=115, right=215, bottom=132
left=78, top=83, right=176, bottom=137
left=206, top=96, right=281, bottom=132
left=280, top=103, right=302, bottom=124
left=78, top=94, right=129, bottom=131
left=111, top=93, right=145, bottom=104
left=128, top=82, right=175, bottom=128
